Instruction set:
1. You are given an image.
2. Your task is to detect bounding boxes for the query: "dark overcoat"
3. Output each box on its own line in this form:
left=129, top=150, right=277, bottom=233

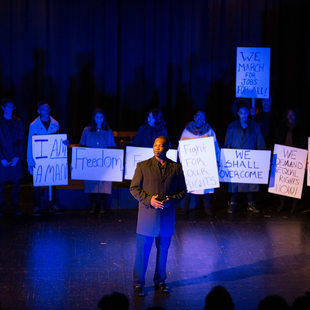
left=0, top=116, right=24, bottom=182
left=130, top=156, right=186, bottom=237
left=224, top=119, right=265, bottom=192
left=133, top=124, right=169, bottom=147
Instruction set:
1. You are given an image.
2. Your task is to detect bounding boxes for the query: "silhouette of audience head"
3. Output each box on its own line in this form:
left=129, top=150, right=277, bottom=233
left=97, top=292, right=129, bottom=310
left=257, top=295, right=290, bottom=310
left=291, top=294, right=310, bottom=310
left=204, top=285, right=234, bottom=310
left=146, top=307, right=166, bottom=310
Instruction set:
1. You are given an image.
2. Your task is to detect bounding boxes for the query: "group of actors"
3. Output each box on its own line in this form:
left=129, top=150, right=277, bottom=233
left=0, top=97, right=306, bottom=296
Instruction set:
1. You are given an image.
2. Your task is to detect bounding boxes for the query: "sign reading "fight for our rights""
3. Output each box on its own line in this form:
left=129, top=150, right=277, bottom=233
left=179, top=137, right=219, bottom=191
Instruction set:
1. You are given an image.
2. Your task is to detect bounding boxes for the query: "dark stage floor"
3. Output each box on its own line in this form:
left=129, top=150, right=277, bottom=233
left=1, top=208, right=310, bottom=310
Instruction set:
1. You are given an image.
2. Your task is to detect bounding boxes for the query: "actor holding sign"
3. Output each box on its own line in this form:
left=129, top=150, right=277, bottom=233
left=0, top=99, right=24, bottom=216
left=80, top=108, right=116, bottom=214
left=224, top=99, right=265, bottom=214
left=275, top=107, right=305, bottom=213
left=27, top=102, right=62, bottom=215
left=130, top=136, right=186, bottom=296
left=179, top=110, right=220, bottom=216
left=133, top=109, right=169, bottom=147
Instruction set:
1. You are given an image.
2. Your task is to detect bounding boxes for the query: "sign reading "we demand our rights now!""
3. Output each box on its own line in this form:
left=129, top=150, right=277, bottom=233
left=269, top=144, right=307, bottom=199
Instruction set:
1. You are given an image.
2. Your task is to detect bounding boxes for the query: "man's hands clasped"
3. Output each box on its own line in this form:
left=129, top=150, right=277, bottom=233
left=151, top=195, right=171, bottom=209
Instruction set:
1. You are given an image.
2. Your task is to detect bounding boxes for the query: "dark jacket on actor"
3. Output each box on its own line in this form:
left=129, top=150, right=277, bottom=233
left=0, top=115, right=24, bottom=182
left=224, top=119, right=265, bottom=193
left=130, top=156, right=186, bottom=237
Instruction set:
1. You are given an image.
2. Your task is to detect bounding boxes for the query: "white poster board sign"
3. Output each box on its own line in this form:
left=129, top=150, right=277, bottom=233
left=268, top=144, right=307, bottom=199
left=308, top=137, right=310, bottom=186
left=179, top=137, right=219, bottom=191
left=32, top=134, right=68, bottom=186
left=125, top=146, right=178, bottom=180
left=236, top=47, right=271, bottom=99
left=71, top=147, right=124, bottom=182
left=219, top=149, right=271, bottom=184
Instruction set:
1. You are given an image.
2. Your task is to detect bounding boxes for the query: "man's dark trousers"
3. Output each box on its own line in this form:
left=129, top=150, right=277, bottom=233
left=134, top=233, right=171, bottom=286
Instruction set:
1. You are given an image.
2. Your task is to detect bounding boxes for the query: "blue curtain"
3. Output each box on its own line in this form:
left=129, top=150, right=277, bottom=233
left=0, top=0, right=308, bottom=145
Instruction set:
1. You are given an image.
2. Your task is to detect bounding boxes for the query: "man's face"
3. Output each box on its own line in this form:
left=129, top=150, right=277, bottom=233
left=2, top=102, right=15, bottom=117
left=94, top=112, right=105, bottom=128
left=238, top=107, right=249, bottom=122
left=194, top=112, right=206, bottom=128
left=153, top=137, right=168, bottom=159
left=262, top=99, right=272, bottom=111
left=148, top=112, right=163, bottom=127
left=147, top=112, right=155, bottom=127
left=287, top=109, right=295, bottom=124
left=38, top=104, right=51, bottom=118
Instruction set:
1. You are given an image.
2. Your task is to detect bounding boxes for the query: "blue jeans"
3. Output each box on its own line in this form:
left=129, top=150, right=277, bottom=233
left=133, top=234, right=171, bottom=286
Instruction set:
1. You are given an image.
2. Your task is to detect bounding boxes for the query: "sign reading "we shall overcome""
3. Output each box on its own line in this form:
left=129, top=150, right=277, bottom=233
left=179, top=137, right=219, bottom=191
left=71, top=147, right=124, bottom=182
left=219, top=149, right=271, bottom=184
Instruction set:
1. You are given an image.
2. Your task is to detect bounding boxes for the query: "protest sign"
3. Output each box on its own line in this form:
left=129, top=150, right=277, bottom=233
left=32, top=134, right=68, bottom=186
left=268, top=144, right=307, bottom=199
left=219, top=148, right=271, bottom=184
left=71, top=147, right=124, bottom=182
left=236, top=47, right=271, bottom=99
left=179, top=137, right=219, bottom=191
left=125, top=146, right=178, bottom=180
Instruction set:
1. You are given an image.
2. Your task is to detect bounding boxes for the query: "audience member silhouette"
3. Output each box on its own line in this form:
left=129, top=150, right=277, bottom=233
left=204, top=285, right=234, bottom=310
left=257, top=295, right=290, bottom=310
left=97, top=292, right=129, bottom=310
left=291, top=294, right=310, bottom=310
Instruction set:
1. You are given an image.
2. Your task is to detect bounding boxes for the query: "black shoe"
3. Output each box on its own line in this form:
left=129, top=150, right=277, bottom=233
left=204, top=208, right=213, bottom=217
left=227, top=201, right=236, bottom=214
left=134, top=285, right=145, bottom=297
left=154, top=282, right=170, bottom=295
left=247, top=202, right=260, bottom=214
left=11, top=205, right=22, bottom=215
left=0, top=204, right=7, bottom=216
left=49, top=205, right=62, bottom=215
left=33, top=206, right=41, bottom=216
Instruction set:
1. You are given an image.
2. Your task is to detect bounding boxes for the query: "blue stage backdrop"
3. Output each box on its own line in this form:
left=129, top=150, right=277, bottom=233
left=0, top=0, right=309, bottom=146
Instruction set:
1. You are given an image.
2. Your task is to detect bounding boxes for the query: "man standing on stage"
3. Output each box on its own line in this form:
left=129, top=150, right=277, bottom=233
left=0, top=99, right=24, bottom=215
left=130, top=136, right=186, bottom=296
